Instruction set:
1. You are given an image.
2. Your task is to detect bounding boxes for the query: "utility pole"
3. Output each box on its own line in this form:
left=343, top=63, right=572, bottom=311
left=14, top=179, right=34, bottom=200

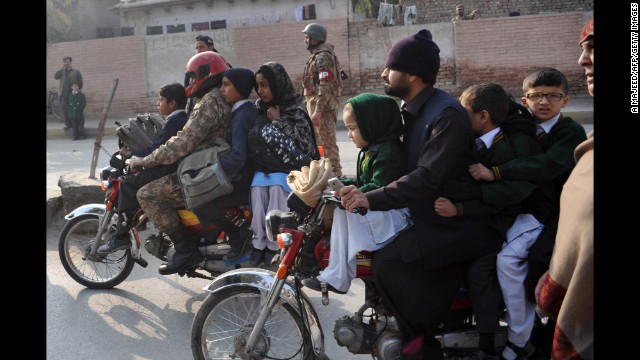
left=89, top=78, right=119, bottom=179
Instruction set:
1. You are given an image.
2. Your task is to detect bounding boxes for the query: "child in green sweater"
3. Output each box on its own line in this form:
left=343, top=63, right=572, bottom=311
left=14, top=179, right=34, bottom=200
left=467, top=68, right=587, bottom=360
left=302, top=93, right=412, bottom=294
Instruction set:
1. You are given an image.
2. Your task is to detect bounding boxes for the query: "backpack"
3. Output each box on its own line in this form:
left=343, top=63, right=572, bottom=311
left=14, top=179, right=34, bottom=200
left=116, top=113, right=164, bottom=151
left=247, top=119, right=316, bottom=174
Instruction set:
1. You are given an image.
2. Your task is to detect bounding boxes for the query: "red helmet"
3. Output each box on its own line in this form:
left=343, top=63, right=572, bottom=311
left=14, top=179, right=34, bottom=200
left=184, top=51, right=230, bottom=97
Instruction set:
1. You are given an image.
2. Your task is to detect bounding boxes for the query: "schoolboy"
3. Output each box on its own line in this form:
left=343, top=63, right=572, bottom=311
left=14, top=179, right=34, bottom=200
left=468, top=68, right=587, bottom=359
left=435, top=83, right=544, bottom=360
left=67, top=83, right=86, bottom=140
left=98, top=83, right=189, bottom=254
left=192, top=67, right=258, bottom=261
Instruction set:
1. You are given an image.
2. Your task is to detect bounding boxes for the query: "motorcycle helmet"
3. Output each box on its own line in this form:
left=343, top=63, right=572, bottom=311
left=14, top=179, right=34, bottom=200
left=301, top=23, right=327, bottom=43
left=184, top=51, right=230, bottom=97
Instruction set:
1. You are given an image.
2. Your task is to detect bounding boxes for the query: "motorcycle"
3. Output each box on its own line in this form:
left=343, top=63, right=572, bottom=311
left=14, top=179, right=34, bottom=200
left=58, top=154, right=258, bottom=289
left=190, top=185, right=553, bottom=360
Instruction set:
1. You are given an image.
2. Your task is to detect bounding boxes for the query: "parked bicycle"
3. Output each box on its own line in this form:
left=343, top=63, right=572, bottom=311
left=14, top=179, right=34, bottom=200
left=47, top=90, right=64, bottom=122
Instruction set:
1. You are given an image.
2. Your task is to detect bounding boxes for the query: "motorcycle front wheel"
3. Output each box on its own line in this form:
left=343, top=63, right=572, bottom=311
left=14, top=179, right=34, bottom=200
left=191, top=287, right=316, bottom=360
left=58, top=214, right=135, bottom=289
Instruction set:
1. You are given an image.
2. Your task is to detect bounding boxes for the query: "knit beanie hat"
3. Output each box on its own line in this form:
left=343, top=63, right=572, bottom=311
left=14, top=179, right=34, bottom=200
left=347, top=93, right=403, bottom=144
left=385, top=29, right=441, bottom=84
left=223, top=67, right=255, bottom=99
left=579, top=16, right=594, bottom=45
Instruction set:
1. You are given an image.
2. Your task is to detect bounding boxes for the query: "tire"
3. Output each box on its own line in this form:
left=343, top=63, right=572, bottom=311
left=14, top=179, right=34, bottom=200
left=191, top=287, right=315, bottom=360
left=51, top=95, right=64, bottom=121
left=58, top=214, right=135, bottom=289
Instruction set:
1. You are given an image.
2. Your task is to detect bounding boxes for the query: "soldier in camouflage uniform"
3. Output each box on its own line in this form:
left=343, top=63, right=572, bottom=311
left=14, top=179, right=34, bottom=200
left=302, top=23, right=343, bottom=177
left=129, top=52, right=233, bottom=275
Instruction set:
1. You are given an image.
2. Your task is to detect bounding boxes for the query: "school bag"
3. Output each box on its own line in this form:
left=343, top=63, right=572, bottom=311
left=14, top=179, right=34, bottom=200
left=115, top=113, right=164, bottom=152
left=247, top=117, right=318, bottom=174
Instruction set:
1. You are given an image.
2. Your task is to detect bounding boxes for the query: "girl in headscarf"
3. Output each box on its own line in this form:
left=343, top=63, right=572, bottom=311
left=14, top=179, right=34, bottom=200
left=302, top=93, right=412, bottom=294
left=247, top=62, right=320, bottom=266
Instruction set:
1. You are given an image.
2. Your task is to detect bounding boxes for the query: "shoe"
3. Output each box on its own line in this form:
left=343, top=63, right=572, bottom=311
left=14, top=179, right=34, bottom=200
left=263, top=248, right=279, bottom=266
left=249, top=247, right=265, bottom=266
left=500, top=341, right=535, bottom=360
left=223, top=228, right=252, bottom=261
left=470, top=350, right=499, bottom=360
left=158, top=250, right=203, bottom=275
left=301, top=277, right=347, bottom=294
left=72, top=138, right=79, bottom=141
left=98, top=233, right=130, bottom=254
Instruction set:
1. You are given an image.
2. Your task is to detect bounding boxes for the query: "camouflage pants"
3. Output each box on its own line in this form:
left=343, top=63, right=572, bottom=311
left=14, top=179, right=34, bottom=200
left=314, top=109, right=342, bottom=177
left=137, top=172, right=185, bottom=234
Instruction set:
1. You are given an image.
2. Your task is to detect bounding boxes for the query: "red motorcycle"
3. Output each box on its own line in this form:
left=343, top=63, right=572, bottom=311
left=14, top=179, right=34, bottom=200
left=189, top=184, right=544, bottom=359
left=58, top=155, right=255, bottom=289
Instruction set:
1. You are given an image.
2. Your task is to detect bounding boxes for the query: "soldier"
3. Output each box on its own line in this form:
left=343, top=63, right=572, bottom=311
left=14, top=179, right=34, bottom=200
left=129, top=52, right=242, bottom=276
left=452, top=4, right=478, bottom=22
left=302, top=23, right=343, bottom=177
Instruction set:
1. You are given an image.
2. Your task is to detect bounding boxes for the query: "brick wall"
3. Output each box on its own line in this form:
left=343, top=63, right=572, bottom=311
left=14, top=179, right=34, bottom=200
left=232, top=19, right=350, bottom=97
left=454, top=12, right=588, bottom=97
left=47, top=36, right=149, bottom=114
left=368, top=0, right=593, bottom=26
left=46, top=11, right=592, bottom=117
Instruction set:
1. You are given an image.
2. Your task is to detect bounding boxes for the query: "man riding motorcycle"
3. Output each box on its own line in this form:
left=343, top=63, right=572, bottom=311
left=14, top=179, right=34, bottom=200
left=128, top=51, right=249, bottom=275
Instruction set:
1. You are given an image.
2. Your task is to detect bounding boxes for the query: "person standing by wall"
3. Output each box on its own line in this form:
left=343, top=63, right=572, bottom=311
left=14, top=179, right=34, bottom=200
left=302, top=23, right=343, bottom=177
left=451, top=4, right=478, bottom=22
left=54, top=56, right=83, bottom=131
left=188, top=35, right=232, bottom=114
left=66, top=83, right=86, bottom=140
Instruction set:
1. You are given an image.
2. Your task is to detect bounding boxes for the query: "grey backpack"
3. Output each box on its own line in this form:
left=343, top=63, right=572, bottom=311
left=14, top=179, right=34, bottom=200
left=116, top=113, right=164, bottom=151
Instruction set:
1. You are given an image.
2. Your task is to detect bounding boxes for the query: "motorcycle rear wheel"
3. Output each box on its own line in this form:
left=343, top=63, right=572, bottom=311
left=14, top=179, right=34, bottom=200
left=58, top=214, right=135, bottom=289
left=191, top=287, right=316, bottom=360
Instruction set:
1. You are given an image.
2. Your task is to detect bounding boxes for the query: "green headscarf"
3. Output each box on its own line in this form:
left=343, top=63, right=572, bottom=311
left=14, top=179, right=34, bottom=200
left=346, top=93, right=403, bottom=144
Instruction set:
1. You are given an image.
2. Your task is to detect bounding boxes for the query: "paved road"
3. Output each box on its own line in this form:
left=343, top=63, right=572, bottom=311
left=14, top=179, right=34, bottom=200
left=46, top=129, right=367, bottom=360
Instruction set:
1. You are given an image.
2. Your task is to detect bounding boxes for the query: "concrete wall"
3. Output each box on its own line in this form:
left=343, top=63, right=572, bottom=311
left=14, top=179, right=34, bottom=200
left=115, top=0, right=351, bottom=35
left=46, top=11, right=592, bottom=115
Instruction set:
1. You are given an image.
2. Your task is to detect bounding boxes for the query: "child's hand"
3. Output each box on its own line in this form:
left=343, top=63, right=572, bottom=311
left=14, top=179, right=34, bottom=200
left=267, top=106, right=280, bottom=122
left=434, top=197, right=457, bottom=217
left=469, top=163, right=495, bottom=181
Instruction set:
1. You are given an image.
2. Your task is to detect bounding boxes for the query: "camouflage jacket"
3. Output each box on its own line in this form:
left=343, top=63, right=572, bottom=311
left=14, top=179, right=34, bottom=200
left=142, top=87, right=231, bottom=168
left=303, top=42, right=341, bottom=111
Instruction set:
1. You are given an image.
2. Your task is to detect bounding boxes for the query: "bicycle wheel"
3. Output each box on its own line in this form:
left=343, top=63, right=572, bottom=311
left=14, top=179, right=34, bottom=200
left=51, top=94, right=64, bottom=122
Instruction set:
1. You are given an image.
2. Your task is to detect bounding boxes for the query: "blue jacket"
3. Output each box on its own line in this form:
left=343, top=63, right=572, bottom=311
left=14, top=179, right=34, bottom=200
left=132, top=110, right=188, bottom=157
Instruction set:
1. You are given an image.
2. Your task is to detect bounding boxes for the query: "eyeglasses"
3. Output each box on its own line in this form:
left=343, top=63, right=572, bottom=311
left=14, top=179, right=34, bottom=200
left=524, top=92, right=565, bottom=102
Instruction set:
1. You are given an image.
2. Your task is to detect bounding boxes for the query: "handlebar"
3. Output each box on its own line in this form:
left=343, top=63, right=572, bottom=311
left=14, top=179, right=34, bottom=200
left=322, top=192, right=368, bottom=216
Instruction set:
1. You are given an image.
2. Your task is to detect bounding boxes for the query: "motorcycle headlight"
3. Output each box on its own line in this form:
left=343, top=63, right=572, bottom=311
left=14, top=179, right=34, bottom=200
left=265, top=210, right=297, bottom=242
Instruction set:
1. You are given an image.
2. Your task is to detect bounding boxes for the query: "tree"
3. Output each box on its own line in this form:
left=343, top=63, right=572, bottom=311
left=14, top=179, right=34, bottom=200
left=47, top=0, right=74, bottom=43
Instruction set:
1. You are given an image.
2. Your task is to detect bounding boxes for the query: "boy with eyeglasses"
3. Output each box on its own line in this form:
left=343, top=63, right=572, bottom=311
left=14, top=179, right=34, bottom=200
left=468, top=67, right=586, bottom=359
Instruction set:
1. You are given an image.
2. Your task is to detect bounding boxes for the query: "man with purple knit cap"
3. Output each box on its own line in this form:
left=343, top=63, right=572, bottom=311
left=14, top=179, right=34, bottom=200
left=340, top=29, right=501, bottom=359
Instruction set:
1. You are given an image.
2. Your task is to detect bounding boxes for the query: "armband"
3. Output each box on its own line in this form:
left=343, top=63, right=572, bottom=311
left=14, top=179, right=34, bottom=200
left=318, top=69, right=334, bottom=82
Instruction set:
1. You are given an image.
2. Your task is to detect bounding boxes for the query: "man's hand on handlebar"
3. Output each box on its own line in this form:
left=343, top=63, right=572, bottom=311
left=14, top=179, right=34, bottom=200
left=340, top=185, right=370, bottom=215
left=126, top=157, right=145, bottom=174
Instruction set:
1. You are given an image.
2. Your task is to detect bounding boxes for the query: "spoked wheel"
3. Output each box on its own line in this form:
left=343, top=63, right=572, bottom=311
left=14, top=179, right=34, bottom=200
left=191, top=287, right=315, bottom=360
left=51, top=96, right=64, bottom=122
left=58, top=214, right=135, bottom=289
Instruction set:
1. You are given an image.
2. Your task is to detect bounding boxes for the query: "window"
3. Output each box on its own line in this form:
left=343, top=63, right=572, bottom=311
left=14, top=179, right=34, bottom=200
left=210, top=20, right=227, bottom=29
left=121, top=27, right=134, bottom=36
left=96, top=27, right=114, bottom=39
left=146, top=25, right=163, bottom=35
left=192, top=22, right=210, bottom=31
left=166, top=24, right=186, bottom=33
